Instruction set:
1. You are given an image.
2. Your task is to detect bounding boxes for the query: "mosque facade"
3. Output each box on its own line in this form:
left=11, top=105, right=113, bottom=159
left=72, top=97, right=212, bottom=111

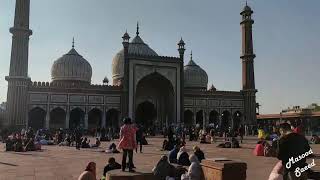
left=4, top=0, right=258, bottom=131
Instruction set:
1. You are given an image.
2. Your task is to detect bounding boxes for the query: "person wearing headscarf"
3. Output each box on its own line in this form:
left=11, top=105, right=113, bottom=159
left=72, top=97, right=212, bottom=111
left=117, top=117, right=138, bottom=172
left=168, top=145, right=180, bottom=163
left=78, top=162, right=97, bottom=180
left=177, top=146, right=190, bottom=166
left=181, top=155, right=202, bottom=180
left=193, top=146, right=205, bottom=162
left=152, top=155, right=176, bottom=180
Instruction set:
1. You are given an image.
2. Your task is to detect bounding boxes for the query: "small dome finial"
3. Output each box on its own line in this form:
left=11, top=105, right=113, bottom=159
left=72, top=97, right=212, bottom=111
left=136, top=21, right=139, bottom=36
left=72, top=37, right=75, bottom=49
left=190, top=50, right=193, bottom=60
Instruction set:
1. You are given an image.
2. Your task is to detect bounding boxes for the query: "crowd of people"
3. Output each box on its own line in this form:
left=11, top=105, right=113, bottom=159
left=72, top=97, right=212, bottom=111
left=3, top=127, right=40, bottom=152
left=1, top=117, right=319, bottom=180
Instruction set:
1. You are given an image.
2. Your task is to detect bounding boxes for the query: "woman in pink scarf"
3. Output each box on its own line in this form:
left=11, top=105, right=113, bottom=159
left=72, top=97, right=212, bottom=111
left=118, top=117, right=137, bottom=172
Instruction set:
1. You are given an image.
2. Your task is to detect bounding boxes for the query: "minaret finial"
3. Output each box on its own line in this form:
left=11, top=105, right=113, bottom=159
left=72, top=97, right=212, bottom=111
left=246, top=0, right=248, bottom=6
left=72, top=37, right=75, bottom=48
left=136, top=21, right=139, bottom=36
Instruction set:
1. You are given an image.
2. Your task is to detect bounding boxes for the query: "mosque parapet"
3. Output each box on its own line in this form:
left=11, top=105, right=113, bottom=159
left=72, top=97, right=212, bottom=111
left=128, top=54, right=181, bottom=61
left=29, top=81, right=120, bottom=90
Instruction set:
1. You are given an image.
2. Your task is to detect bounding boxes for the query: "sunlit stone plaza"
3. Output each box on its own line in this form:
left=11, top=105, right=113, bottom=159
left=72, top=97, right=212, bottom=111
left=0, top=137, right=319, bottom=180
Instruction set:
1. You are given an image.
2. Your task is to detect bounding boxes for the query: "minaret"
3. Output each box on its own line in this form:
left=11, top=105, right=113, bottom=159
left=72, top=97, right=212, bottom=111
left=5, top=0, right=32, bottom=127
left=121, top=29, right=130, bottom=119
left=240, top=3, right=257, bottom=125
left=178, top=38, right=185, bottom=126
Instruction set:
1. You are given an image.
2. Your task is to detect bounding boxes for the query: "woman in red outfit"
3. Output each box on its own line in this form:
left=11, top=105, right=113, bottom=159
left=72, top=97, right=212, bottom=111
left=117, top=117, right=137, bottom=172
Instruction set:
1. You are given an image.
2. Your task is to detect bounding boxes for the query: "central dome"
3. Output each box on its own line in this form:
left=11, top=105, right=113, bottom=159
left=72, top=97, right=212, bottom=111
left=51, top=47, right=92, bottom=84
left=112, top=30, right=158, bottom=85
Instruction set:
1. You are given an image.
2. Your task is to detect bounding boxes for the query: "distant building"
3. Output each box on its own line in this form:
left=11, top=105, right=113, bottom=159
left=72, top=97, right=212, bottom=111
left=5, top=0, right=257, bottom=131
left=257, top=104, right=320, bottom=134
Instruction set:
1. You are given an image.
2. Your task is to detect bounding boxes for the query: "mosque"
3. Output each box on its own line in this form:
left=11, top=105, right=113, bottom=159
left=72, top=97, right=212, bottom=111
left=4, top=0, right=258, bottom=131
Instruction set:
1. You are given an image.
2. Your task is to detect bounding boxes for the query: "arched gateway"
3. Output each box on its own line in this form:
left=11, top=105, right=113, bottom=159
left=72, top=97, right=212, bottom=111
left=135, top=72, right=175, bottom=129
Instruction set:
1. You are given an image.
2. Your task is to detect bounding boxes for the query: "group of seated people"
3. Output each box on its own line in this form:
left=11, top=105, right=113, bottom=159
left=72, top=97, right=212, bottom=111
left=162, top=137, right=186, bottom=151
left=253, top=139, right=277, bottom=157
left=199, top=129, right=216, bottom=144
left=79, top=137, right=101, bottom=148
left=152, top=154, right=203, bottom=180
left=216, top=137, right=240, bottom=148
left=5, top=132, right=40, bottom=152
left=168, top=145, right=205, bottom=166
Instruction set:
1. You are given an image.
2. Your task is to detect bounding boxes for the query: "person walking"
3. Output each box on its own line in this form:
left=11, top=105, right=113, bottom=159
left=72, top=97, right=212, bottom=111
left=135, top=125, right=143, bottom=153
left=75, top=128, right=82, bottom=150
left=118, top=117, right=137, bottom=172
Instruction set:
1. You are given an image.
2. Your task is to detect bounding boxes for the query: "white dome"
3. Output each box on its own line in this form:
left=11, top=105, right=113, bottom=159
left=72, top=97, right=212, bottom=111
left=51, top=48, right=92, bottom=84
left=184, top=58, right=208, bottom=89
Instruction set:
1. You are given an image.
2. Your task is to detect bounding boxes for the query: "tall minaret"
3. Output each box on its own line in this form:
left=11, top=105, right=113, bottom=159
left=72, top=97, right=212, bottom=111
left=178, top=38, right=185, bottom=126
left=5, top=0, right=32, bottom=127
left=240, top=3, right=257, bottom=125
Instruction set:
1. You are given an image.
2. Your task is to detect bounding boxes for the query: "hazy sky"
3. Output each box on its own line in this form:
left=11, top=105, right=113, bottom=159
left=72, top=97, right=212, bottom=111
left=0, top=0, right=319, bottom=114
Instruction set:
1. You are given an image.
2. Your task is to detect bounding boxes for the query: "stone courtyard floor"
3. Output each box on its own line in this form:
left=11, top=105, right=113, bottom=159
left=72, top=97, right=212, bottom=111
left=0, top=137, right=319, bottom=180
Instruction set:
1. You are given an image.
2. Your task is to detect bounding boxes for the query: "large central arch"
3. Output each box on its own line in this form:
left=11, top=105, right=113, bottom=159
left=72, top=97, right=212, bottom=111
left=135, top=101, right=157, bottom=128
left=135, top=72, right=175, bottom=129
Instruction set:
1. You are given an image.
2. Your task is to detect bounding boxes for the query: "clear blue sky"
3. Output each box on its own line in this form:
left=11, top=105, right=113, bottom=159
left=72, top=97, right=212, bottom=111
left=0, top=0, right=319, bottom=114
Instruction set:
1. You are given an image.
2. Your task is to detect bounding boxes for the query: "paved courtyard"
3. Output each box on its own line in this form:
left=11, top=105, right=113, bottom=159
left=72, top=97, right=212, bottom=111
left=0, top=137, right=319, bottom=180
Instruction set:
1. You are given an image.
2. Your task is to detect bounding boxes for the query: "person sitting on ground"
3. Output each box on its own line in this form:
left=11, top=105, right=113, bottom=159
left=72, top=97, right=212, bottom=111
left=258, top=127, right=266, bottom=140
left=78, top=162, right=97, bottom=180
left=193, top=146, right=205, bottom=163
left=311, top=135, right=320, bottom=144
left=105, top=143, right=120, bottom=153
left=90, top=138, right=101, bottom=148
left=152, top=155, right=176, bottom=180
left=253, top=140, right=266, bottom=156
left=14, top=135, right=23, bottom=152
left=103, top=157, right=121, bottom=177
left=231, top=137, right=240, bottom=148
left=34, top=140, right=41, bottom=151
left=263, top=141, right=275, bottom=157
left=181, top=155, right=203, bottom=180
left=81, top=137, right=90, bottom=148
left=5, top=137, right=14, bottom=151
left=168, top=145, right=180, bottom=163
left=162, top=139, right=169, bottom=151
left=59, top=136, right=71, bottom=146
left=141, top=132, right=148, bottom=145
left=177, top=146, right=191, bottom=166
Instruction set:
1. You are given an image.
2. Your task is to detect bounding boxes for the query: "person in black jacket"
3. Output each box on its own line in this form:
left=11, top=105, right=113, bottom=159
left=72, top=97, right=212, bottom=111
left=177, top=146, right=191, bottom=166
left=277, top=123, right=311, bottom=180
left=103, top=157, right=121, bottom=176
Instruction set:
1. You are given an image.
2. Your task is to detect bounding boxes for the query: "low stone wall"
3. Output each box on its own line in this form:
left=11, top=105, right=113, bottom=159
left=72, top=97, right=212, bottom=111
left=201, top=159, right=247, bottom=180
left=106, top=169, right=154, bottom=180
left=106, top=159, right=247, bottom=180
